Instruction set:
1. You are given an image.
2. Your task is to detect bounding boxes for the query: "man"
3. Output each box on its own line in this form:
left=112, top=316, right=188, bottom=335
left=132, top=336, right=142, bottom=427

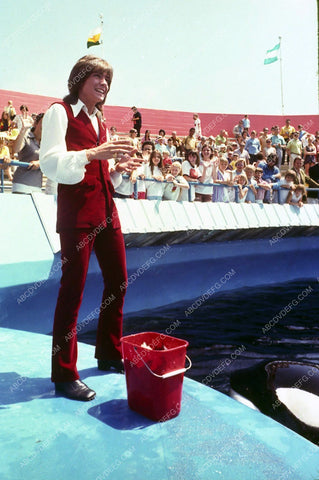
left=292, top=156, right=319, bottom=203
left=233, top=120, right=244, bottom=138
left=215, top=129, right=228, bottom=146
left=270, top=126, right=285, bottom=167
left=280, top=119, right=295, bottom=164
left=40, top=55, right=140, bottom=401
left=234, top=142, right=250, bottom=164
left=242, top=115, right=250, bottom=130
left=171, top=131, right=183, bottom=156
left=131, top=106, right=142, bottom=137
left=259, top=127, right=270, bottom=150
left=245, top=130, right=260, bottom=165
left=128, top=128, right=139, bottom=149
left=193, top=113, right=202, bottom=139
left=286, top=132, right=302, bottom=168
left=183, top=127, right=197, bottom=155
left=308, top=162, right=319, bottom=203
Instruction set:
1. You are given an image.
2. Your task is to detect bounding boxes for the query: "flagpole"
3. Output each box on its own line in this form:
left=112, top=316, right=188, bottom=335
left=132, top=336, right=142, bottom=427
left=279, top=36, right=284, bottom=116
left=99, top=13, right=104, bottom=58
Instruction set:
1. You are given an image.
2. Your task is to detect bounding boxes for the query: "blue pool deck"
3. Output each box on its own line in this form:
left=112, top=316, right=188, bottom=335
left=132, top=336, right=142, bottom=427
left=1, top=327, right=319, bottom=480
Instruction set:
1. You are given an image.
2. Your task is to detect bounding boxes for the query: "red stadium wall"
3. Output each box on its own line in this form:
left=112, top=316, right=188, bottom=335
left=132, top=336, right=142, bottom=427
left=1, top=89, right=318, bottom=137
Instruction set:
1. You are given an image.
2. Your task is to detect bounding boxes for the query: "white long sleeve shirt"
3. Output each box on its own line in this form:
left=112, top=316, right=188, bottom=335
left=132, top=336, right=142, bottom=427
left=39, top=100, right=122, bottom=188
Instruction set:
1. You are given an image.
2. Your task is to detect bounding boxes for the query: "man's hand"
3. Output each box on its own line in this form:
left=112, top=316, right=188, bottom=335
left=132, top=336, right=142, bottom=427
left=86, top=140, right=135, bottom=162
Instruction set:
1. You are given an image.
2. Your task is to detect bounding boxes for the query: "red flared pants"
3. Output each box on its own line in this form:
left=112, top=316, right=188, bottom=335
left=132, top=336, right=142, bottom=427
left=51, top=226, right=127, bottom=382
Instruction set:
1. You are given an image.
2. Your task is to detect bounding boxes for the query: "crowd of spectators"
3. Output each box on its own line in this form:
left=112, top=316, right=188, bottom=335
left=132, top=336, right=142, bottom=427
left=1, top=101, right=319, bottom=206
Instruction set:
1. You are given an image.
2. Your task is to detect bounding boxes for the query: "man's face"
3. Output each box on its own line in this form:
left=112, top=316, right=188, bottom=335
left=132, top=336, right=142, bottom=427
left=294, top=158, right=303, bottom=169
left=190, top=129, right=195, bottom=136
left=80, top=72, right=109, bottom=106
left=142, top=145, right=153, bottom=155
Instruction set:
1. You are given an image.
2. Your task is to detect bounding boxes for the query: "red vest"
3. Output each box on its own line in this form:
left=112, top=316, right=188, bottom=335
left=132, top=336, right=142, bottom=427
left=56, top=102, right=120, bottom=232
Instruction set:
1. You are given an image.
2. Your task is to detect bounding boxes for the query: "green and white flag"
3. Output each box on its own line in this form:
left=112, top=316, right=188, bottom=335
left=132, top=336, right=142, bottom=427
left=264, top=42, right=280, bottom=65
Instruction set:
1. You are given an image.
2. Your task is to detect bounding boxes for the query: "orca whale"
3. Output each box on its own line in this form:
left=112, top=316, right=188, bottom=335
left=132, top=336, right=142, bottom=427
left=230, top=360, right=319, bottom=445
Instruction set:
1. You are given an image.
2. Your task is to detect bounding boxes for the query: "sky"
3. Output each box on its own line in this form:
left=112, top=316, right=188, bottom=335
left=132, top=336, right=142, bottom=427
left=1, top=0, right=318, bottom=116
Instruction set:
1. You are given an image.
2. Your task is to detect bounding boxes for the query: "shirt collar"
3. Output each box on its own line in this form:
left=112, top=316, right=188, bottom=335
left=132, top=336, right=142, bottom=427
left=71, top=99, right=99, bottom=119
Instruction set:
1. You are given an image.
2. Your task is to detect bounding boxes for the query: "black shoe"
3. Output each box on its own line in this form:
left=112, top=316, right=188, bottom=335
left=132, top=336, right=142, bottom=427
left=97, top=359, right=124, bottom=374
left=55, top=380, right=96, bottom=401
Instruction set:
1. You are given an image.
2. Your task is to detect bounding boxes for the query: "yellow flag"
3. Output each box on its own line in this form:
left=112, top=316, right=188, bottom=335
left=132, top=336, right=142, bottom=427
left=87, top=26, right=102, bottom=48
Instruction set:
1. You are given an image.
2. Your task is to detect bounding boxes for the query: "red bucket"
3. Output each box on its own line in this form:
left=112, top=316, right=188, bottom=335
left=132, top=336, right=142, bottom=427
left=121, top=332, right=191, bottom=421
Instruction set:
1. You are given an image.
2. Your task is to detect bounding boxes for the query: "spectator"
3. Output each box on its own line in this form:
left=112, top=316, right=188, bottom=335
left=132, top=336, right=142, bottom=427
left=287, top=184, right=306, bottom=208
left=292, top=156, right=319, bottom=192
left=15, top=104, right=33, bottom=132
left=244, top=165, right=257, bottom=203
left=109, top=126, right=119, bottom=141
left=301, top=131, right=315, bottom=149
left=270, top=126, right=285, bottom=167
left=0, top=136, right=13, bottom=181
left=263, top=138, right=276, bottom=159
left=241, top=130, right=250, bottom=144
left=213, top=157, right=233, bottom=202
left=233, top=158, right=246, bottom=177
left=183, top=128, right=197, bottom=155
left=144, top=150, right=164, bottom=200
left=314, top=132, right=319, bottom=162
left=308, top=162, right=319, bottom=203
left=171, top=131, right=183, bottom=156
left=4, top=100, right=16, bottom=120
left=166, top=137, right=177, bottom=159
left=234, top=142, right=250, bottom=164
left=242, top=114, right=250, bottom=130
left=0, top=111, right=11, bottom=132
left=235, top=173, right=249, bottom=202
left=215, top=129, right=228, bottom=146
left=193, top=113, right=202, bottom=139
left=134, top=141, right=155, bottom=199
left=233, top=120, right=244, bottom=138
left=197, top=136, right=207, bottom=156
left=280, top=118, right=295, bottom=165
left=163, top=162, right=189, bottom=201
left=207, top=136, right=215, bottom=150
left=297, top=124, right=306, bottom=140
left=275, top=170, right=297, bottom=205
left=261, top=153, right=281, bottom=202
left=141, top=129, right=151, bottom=143
left=12, top=113, right=44, bottom=194
left=254, top=167, right=272, bottom=204
left=286, top=131, right=302, bottom=169
left=259, top=127, right=270, bottom=150
left=303, top=136, right=317, bottom=175
left=181, top=150, right=201, bottom=201
left=155, top=136, right=168, bottom=155
left=162, top=150, right=172, bottom=175
left=128, top=128, right=139, bottom=149
left=245, top=130, right=261, bottom=164
left=157, top=129, right=167, bottom=144
left=195, top=145, right=216, bottom=202
left=280, top=118, right=295, bottom=143
left=131, top=106, right=142, bottom=136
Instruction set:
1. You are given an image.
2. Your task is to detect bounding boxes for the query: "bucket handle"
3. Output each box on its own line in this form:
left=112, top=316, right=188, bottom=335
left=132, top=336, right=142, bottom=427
left=133, top=346, right=192, bottom=379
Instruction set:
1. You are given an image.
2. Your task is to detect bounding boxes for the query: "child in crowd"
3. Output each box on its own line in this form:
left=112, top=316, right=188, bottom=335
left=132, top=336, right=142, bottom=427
left=213, top=157, right=234, bottom=202
left=163, top=162, right=189, bottom=201
left=254, top=167, right=272, bottom=204
left=162, top=150, right=173, bottom=175
left=144, top=150, right=165, bottom=200
left=244, top=165, right=257, bottom=203
left=287, top=184, right=306, bottom=208
left=181, top=150, right=201, bottom=201
left=234, top=173, right=248, bottom=202
left=275, top=170, right=297, bottom=204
